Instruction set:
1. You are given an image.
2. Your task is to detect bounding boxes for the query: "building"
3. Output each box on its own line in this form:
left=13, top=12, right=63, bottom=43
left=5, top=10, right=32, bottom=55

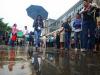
left=42, top=19, right=56, bottom=35
left=51, top=0, right=83, bottom=32
left=47, top=0, right=99, bottom=34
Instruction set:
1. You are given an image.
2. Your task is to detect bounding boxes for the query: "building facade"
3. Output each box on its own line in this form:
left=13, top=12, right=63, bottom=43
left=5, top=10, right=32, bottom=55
left=48, top=0, right=83, bottom=33
left=42, top=19, right=56, bottom=35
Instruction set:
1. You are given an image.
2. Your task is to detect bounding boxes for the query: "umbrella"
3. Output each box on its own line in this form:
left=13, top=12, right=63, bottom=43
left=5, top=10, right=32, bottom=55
left=26, top=5, right=48, bottom=20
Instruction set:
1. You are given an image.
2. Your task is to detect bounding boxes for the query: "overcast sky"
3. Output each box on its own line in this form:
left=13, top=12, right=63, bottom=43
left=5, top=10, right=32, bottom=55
left=0, top=0, right=79, bottom=31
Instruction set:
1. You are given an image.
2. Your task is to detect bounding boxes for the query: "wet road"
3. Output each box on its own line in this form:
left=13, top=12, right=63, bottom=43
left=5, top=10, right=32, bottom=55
left=0, top=46, right=100, bottom=75
left=43, top=50, right=100, bottom=75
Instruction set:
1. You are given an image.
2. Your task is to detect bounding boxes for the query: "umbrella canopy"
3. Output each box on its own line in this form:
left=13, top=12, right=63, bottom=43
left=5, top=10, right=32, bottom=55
left=26, top=5, right=48, bottom=20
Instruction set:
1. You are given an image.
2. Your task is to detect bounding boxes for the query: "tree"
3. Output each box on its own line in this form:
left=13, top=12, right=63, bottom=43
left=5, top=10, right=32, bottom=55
left=0, top=18, right=11, bottom=35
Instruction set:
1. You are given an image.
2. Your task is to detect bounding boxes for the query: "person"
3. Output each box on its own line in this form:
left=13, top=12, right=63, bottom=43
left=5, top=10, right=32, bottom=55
left=33, top=15, right=44, bottom=51
left=11, top=24, right=18, bottom=47
left=95, top=20, right=100, bottom=51
left=50, top=35, right=54, bottom=47
left=60, top=30, right=64, bottom=50
left=23, top=26, right=29, bottom=46
left=4, top=32, right=9, bottom=45
left=12, top=24, right=17, bottom=35
left=42, top=35, right=47, bottom=59
left=42, top=35, right=47, bottom=48
left=61, top=19, right=72, bottom=50
left=46, top=36, right=49, bottom=47
left=29, top=32, right=34, bottom=46
left=56, top=31, right=60, bottom=49
left=81, top=0, right=96, bottom=52
left=92, top=0, right=100, bottom=8
left=23, top=26, right=29, bottom=56
left=73, top=13, right=82, bottom=51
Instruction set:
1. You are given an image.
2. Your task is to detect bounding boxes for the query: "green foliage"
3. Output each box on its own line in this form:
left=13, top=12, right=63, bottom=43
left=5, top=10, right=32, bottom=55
left=0, top=18, right=11, bottom=33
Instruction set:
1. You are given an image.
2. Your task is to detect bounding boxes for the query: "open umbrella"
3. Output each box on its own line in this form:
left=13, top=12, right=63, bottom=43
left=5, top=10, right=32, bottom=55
left=26, top=5, right=48, bottom=20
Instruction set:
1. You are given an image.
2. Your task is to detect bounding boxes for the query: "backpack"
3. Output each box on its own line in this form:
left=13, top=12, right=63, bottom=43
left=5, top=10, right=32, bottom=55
left=11, top=34, right=17, bottom=41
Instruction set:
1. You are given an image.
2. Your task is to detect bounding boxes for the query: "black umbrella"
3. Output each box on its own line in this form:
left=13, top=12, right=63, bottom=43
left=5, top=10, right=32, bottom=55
left=26, top=5, right=48, bottom=20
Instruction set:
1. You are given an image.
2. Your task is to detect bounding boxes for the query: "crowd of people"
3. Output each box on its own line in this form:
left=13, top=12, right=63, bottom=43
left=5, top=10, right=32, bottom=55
left=45, top=0, right=100, bottom=53
left=0, top=0, right=99, bottom=53
left=0, top=24, right=34, bottom=47
left=54, top=0, right=100, bottom=52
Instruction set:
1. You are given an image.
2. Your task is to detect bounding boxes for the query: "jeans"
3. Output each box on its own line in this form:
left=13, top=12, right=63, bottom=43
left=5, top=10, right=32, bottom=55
left=82, top=21, right=96, bottom=50
left=74, top=31, right=82, bottom=49
left=64, top=32, right=71, bottom=49
left=34, top=30, right=41, bottom=48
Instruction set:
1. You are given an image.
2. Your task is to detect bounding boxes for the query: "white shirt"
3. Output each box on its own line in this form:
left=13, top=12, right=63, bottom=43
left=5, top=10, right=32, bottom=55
left=74, top=28, right=82, bottom=32
left=23, top=29, right=29, bottom=37
left=23, top=29, right=28, bottom=35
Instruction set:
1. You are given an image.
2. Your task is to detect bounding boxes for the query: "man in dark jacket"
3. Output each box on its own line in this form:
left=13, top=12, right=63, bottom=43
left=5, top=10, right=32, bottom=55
left=62, top=19, right=72, bottom=50
left=81, top=0, right=97, bottom=51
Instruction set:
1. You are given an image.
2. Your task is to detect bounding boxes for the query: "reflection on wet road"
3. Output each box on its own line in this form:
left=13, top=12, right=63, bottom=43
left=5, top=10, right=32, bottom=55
left=0, top=46, right=100, bottom=75
left=43, top=50, right=100, bottom=75
left=0, top=46, right=31, bottom=75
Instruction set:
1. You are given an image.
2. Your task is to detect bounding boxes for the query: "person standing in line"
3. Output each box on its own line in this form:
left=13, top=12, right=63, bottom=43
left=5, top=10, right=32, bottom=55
left=60, top=30, right=64, bottom=50
left=95, top=20, right=100, bottom=51
left=42, top=35, right=47, bottom=48
left=56, top=31, right=60, bottom=49
left=92, top=0, right=100, bottom=8
left=42, top=35, right=47, bottom=59
left=73, top=13, right=82, bottom=51
left=81, top=0, right=96, bottom=52
left=61, top=19, right=72, bottom=50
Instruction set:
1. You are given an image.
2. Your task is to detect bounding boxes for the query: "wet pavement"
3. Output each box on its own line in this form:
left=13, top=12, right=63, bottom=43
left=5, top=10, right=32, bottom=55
left=0, top=46, right=100, bottom=75
left=43, top=50, right=100, bottom=75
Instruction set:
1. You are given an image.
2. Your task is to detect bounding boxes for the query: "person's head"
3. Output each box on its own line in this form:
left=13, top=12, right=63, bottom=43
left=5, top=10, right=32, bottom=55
left=76, top=13, right=81, bottom=19
left=5, top=32, right=8, bottom=35
left=97, top=21, right=100, bottom=27
left=64, top=18, right=69, bottom=23
left=89, top=0, right=93, bottom=3
left=25, top=26, right=27, bottom=30
left=37, top=15, right=42, bottom=20
left=13, top=23, right=17, bottom=27
left=91, top=3, right=98, bottom=8
left=83, top=0, right=90, bottom=7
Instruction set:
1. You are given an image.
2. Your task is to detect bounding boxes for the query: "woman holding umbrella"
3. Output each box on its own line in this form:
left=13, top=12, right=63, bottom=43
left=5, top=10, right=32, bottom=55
left=26, top=5, right=48, bottom=51
left=33, top=15, right=44, bottom=51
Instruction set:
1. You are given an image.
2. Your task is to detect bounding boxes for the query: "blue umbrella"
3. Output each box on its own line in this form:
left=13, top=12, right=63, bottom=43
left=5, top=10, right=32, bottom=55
left=26, top=5, right=48, bottom=20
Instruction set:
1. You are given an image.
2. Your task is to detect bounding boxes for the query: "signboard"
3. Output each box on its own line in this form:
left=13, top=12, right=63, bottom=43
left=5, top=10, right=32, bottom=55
left=17, top=31, right=23, bottom=37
